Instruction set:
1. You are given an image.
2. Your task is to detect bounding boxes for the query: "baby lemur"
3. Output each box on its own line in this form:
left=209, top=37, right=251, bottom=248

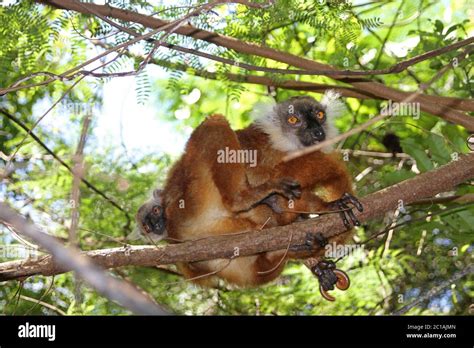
left=137, top=91, right=362, bottom=290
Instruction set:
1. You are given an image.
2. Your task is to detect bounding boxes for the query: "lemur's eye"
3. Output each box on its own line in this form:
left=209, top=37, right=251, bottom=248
left=316, top=111, right=325, bottom=120
left=287, top=115, right=299, bottom=124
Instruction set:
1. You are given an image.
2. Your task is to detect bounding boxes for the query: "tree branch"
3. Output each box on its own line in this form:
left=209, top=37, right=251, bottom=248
left=0, top=203, right=170, bottom=315
left=34, top=0, right=474, bottom=129
left=392, top=264, right=474, bottom=315
left=1, top=0, right=228, bottom=95
left=92, top=40, right=474, bottom=113
left=1, top=152, right=473, bottom=282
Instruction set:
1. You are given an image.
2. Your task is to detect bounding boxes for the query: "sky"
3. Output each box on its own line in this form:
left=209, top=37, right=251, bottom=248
left=96, top=65, right=187, bottom=158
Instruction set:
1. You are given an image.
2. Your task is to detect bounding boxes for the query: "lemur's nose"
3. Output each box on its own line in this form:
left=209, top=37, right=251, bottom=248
left=311, top=128, right=325, bottom=141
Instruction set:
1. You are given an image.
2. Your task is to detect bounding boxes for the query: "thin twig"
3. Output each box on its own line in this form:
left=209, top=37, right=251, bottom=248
left=257, top=231, right=293, bottom=275
left=392, top=264, right=474, bottom=315
left=19, top=295, right=66, bottom=316
left=25, top=275, right=56, bottom=315
left=4, top=77, right=85, bottom=172
left=0, top=109, right=131, bottom=224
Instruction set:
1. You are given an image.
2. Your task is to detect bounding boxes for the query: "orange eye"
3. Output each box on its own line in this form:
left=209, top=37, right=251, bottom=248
left=316, top=111, right=325, bottom=120
left=287, top=115, right=299, bottom=124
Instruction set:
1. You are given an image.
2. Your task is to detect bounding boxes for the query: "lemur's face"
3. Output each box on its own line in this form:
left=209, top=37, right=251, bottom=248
left=276, top=96, right=328, bottom=147
left=253, top=91, right=341, bottom=153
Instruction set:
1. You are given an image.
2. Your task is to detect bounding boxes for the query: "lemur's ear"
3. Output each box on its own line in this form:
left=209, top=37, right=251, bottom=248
left=320, top=90, right=345, bottom=119
left=153, top=189, right=164, bottom=202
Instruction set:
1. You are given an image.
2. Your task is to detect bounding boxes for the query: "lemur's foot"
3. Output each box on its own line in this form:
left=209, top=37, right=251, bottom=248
left=136, top=189, right=167, bottom=237
left=311, top=260, right=350, bottom=302
left=327, top=193, right=363, bottom=229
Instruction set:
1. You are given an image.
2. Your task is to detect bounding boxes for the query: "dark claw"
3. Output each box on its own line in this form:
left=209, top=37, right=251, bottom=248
left=346, top=207, right=360, bottom=227
left=342, top=193, right=364, bottom=212
left=327, top=192, right=363, bottom=229
left=338, top=204, right=352, bottom=230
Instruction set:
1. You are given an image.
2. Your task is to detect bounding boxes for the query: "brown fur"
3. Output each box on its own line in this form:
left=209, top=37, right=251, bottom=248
left=161, top=115, right=355, bottom=287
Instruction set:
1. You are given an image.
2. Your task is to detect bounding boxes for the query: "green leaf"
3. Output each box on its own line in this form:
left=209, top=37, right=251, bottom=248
left=434, top=20, right=444, bottom=33
left=383, top=169, right=416, bottom=185
left=445, top=24, right=461, bottom=36
left=429, top=60, right=442, bottom=70
left=400, top=138, right=434, bottom=172
left=426, top=133, right=451, bottom=164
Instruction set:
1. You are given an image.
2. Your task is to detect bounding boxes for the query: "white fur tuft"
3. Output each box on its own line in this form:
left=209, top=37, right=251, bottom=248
left=321, top=90, right=344, bottom=119
left=320, top=90, right=343, bottom=153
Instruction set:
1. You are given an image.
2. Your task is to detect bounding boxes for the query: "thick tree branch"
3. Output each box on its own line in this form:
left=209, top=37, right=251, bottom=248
left=1, top=152, right=473, bottom=282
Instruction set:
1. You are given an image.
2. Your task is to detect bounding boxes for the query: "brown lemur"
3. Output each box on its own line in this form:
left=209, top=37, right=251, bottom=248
left=136, top=90, right=363, bottom=296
